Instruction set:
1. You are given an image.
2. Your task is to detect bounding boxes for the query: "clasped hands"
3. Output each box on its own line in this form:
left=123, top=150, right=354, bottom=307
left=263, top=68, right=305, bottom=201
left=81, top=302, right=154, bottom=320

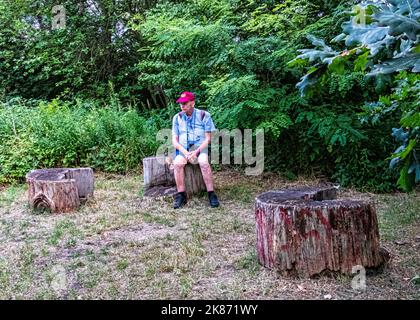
left=185, top=149, right=200, bottom=163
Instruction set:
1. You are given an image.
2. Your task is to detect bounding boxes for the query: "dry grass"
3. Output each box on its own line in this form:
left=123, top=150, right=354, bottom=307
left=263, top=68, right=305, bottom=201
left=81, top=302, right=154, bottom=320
left=0, top=170, right=419, bottom=299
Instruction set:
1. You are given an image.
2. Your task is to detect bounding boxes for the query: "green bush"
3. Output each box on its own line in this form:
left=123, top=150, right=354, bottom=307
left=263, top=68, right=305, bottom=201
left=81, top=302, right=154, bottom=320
left=0, top=0, right=410, bottom=193
left=0, top=98, right=158, bottom=183
left=291, top=0, right=420, bottom=191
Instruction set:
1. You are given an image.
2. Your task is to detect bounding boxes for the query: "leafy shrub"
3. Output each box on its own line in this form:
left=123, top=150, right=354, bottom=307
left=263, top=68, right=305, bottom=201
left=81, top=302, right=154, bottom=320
left=0, top=98, right=158, bottom=183
left=0, top=0, right=408, bottom=192
left=292, top=0, right=420, bottom=191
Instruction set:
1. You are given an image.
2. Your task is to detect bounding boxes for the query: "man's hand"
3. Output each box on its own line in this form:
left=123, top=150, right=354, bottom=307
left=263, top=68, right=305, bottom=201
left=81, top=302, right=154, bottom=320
left=186, top=149, right=199, bottom=163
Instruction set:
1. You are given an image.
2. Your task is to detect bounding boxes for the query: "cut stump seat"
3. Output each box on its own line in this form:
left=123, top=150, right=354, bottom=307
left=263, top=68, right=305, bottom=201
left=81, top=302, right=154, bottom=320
left=26, top=168, right=94, bottom=213
left=143, top=155, right=206, bottom=199
left=255, top=185, right=387, bottom=277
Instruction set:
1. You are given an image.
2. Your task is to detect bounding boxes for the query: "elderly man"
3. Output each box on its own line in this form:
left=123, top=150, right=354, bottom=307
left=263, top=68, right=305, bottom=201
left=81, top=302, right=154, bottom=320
left=172, top=91, right=220, bottom=209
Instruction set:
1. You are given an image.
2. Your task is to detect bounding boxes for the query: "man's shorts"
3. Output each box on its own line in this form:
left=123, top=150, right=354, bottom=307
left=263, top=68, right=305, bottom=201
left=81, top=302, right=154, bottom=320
left=173, top=152, right=209, bottom=165
left=173, top=144, right=209, bottom=160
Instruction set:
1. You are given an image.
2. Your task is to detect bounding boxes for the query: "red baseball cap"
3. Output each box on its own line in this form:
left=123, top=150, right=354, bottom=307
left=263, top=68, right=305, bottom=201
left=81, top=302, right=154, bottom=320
left=176, top=91, right=195, bottom=103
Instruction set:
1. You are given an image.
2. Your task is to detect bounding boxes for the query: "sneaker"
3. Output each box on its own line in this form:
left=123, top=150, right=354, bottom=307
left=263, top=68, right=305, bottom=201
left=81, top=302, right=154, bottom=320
left=208, top=192, right=220, bottom=208
left=173, top=192, right=187, bottom=209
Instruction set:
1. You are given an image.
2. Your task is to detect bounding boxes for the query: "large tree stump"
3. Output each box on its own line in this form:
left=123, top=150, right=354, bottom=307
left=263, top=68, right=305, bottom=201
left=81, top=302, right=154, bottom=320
left=26, top=168, right=94, bottom=213
left=143, top=156, right=206, bottom=199
left=255, top=186, right=385, bottom=277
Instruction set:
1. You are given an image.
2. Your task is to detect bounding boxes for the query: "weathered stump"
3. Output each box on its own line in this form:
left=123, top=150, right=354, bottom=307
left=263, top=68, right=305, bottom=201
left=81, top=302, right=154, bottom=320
left=143, top=156, right=206, bottom=199
left=255, top=186, right=384, bottom=277
left=26, top=168, right=94, bottom=213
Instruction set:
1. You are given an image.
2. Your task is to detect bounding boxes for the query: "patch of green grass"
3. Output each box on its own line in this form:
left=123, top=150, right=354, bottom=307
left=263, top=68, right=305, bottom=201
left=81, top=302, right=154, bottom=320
left=34, top=290, right=57, bottom=300
left=0, top=259, right=10, bottom=290
left=69, top=260, right=85, bottom=270
left=1, top=173, right=419, bottom=300
left=0, top=218, right=13, bottom=239
left=163, top=233, right=176, bottom=242
left=19, top=220, right=30, bottom=231
left=41, top=247, right=50, bottom=257
left=144, top=264, right=158, bottom=279
left=236, top=249, right=260, bottom=275
left=85, top=249, right=95, bottom=259
left=11, top=245, right=38, bottom=294
left=95, top=215, right=110, bottom=231
left=154, top=277, right=169, bottom=298
left=107, top=284, right=120, bottom=298
left=117, top=259, right=129, bottom=271
left=20, top=244, right=36, bottom=270
left=141, top=247, right=174, bottom=277
left=378, top=193, right=420, bottom=240
left=115, top=178, right=140, bottom=192
left=231, top=217, right=246, bottom=232
left=142, top=212, right=176, bottom=227
left=180, top=239, right=205, bottom=258
left=48, top=218, right=81, bottom=246
left=138, top=186, right=144, bottom=197
left=0, top=184, right=25, bottom=212
left=140, top=239, right=205, bottom=280
left=221, top=184, right=256, bottom=203
left=96, top=176, right=141, bottom=193
left=95, top=179, right=106, bottom=190
left=65, top=238, right=78, bottom=248
left=179, top=275, right=194, bottom=298
left=77, top=265, right=107, bottom=289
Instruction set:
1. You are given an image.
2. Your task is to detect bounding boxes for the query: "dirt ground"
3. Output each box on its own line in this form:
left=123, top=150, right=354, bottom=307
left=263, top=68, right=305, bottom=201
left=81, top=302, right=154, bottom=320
left=0, top=169, right=419, bottom=299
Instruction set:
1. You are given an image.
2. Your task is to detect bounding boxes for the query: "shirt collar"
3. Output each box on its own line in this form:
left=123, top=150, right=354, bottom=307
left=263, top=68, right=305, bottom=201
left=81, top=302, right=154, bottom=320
left=183, top=108, right=196, bottom=120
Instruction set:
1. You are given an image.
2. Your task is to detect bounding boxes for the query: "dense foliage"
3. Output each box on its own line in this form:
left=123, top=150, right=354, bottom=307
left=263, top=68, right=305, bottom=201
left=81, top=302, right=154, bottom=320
left=293, top=0, right=419, bottom=191
left=0, top=0, right=417, bottom=192
left=0, top=98, right=158, bottom=183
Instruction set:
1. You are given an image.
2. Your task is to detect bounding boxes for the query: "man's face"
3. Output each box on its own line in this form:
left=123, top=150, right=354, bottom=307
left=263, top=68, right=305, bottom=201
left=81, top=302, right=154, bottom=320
left=179, top=100, right=195, bottom=114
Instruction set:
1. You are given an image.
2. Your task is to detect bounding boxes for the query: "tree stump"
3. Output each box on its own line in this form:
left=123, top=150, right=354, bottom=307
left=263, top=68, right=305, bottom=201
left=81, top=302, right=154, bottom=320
left=255, top=186, right=385, bottom=277
left=26, top=168, right=94, bottom=213
left=143, top=156, right=206, bottom=199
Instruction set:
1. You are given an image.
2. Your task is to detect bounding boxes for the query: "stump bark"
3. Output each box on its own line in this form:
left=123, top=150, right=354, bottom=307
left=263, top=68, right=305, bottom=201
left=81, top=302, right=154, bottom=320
left=26, top=168, right=94, bottom=213
left=143, top=156, right=206, bottom=199
left=255, top=186, right=384, bottom=277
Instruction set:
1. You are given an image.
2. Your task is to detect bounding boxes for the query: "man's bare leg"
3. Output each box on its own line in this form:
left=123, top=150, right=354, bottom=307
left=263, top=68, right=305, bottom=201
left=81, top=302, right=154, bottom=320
left=197, top=153, right=214, bottom=191
left=174, top=155, right=187, bottom=192
left=197, top=154, right=219, bottom=207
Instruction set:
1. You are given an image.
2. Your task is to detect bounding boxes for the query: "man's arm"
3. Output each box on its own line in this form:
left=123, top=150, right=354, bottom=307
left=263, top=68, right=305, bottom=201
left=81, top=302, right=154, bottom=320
left=187, top=132, right=212, bottom=161
left=189, top=110, right=216, bottom=161
left=195, top=132, right=211, bottom=154
left=172, top=114, right=189, bottom=157
left=172, top=134, right=189, bottom=156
